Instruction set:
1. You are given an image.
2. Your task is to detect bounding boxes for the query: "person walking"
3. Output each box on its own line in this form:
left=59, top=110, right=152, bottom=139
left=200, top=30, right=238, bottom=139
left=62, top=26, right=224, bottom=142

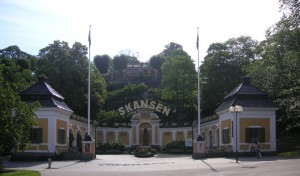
left=255, top=141, right=262, bottom=158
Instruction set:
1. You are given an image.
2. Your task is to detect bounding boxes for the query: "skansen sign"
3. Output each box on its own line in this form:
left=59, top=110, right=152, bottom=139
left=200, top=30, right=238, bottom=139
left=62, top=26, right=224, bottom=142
left=117, top=100, right=172, bottom=116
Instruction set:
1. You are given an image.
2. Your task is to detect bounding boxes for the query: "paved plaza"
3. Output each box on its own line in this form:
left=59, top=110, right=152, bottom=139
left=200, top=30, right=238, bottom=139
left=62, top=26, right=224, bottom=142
left=2, top=154, right=300, bottom=176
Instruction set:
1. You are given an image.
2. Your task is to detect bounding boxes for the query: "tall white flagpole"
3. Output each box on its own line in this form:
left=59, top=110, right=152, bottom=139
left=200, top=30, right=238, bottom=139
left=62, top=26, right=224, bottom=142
left=197, top=27, right=201, bottom=136
left=88, top=25, right=91, bottom=136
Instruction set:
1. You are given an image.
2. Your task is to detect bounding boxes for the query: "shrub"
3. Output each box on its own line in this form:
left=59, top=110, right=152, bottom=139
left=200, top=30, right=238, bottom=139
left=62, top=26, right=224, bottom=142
left=161, top=140, right=186, bottom=153
left=134, top=145, right=157, bottom=157
left=98, top=141, right=126, bottom=153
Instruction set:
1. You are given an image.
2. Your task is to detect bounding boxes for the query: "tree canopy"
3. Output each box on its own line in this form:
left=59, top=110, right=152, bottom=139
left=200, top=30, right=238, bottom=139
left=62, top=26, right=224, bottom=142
left=200, top=36, right=258, bottom=116
left=245, top=1, right=300, bottom=134
left=94, top=54, right=111, bottom=74
left=0, top=60, right=39, bottom=154
left=161, top=43, right=197, bottom=124
left=36, top=40, right=106, bottom=119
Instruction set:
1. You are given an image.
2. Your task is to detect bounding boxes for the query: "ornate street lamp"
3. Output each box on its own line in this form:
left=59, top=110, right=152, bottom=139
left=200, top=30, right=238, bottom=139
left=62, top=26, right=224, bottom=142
left=229, top=105, right=243, bottom=163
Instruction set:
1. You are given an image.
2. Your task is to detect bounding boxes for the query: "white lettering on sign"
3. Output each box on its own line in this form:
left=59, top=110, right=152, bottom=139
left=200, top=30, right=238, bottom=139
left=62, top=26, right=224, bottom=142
left=117, top=100, right=172, bottom=116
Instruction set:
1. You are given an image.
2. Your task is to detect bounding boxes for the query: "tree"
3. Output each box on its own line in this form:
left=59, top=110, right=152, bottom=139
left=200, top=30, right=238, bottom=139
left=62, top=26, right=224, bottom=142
left=149, top=55, right=164, bottom=71
left=94, top=55, right=111, bottom=74
left=0, top=45, right=37, bottom=74
left=36, top=40, right=106, bottom=119
left=160, top=45, right=197, bottom=124
left=112, top=54, right=129, bottom=71
left=200, top=36, right=258, bottom=116
left=118, top=49, right=140, bottom=65
left=246, top=21, right=300, bottom=135
left=160, top=42, right=188, bottom=58
left=0, top=45, right=32, bottom=59
left=0, top=65, right=39, bottom=154
left=105, top=83, right=149, bottom=111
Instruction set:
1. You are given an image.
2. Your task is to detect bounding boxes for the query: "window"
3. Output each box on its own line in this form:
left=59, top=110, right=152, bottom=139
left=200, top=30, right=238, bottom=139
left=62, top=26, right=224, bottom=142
left=30, top=128, right=42, bottom=143
left=222, top=128, right=230, bottom=144
left=245, top=128, right=265, bottom=143
left=58, top=129, right=65, bottom=144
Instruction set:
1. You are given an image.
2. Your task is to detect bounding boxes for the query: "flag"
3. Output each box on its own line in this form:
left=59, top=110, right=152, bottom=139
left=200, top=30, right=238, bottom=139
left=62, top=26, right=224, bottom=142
left=196, top=28, right=199, bottom=50
left=88, top=25, right=91, bottom=47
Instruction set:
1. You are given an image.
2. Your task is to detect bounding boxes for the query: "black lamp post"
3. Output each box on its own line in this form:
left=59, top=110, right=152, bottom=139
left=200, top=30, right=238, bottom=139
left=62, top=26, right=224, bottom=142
left=229, top=105, right=243, bottom=163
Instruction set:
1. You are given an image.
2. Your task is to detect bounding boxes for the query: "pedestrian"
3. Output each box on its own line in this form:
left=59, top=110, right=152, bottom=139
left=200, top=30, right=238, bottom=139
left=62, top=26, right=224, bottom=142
left=255, top=141, right=262, bottom=158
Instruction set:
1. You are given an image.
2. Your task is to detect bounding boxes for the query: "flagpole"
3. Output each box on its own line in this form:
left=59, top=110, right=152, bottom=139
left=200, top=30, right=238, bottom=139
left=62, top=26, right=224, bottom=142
left=88, top=25, right=91, bottom=136
left=197, top=27, right=201, bottom=136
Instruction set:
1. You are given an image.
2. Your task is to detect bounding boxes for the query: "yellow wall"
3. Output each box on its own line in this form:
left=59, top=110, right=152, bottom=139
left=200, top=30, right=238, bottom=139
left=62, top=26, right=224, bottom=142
left=80, top=127, right=87, bottom=137
left=176, top=131, right=184, bottom=141
left=39, top=145, right=48, bottom=150
left=240, top=118, right=270, bottom=142
left=162, top=131, right=172, bottom=145
left=56, top=119, right=67, bottom=144
left=28, top=145, right=37, bottom=150
left=106, top=131, right=115, bottom=142
left=37, top=119, right=48, bottom=143
left=118, top=132, right=129, bottom=145
left=97, top=131, right=103, bottom=144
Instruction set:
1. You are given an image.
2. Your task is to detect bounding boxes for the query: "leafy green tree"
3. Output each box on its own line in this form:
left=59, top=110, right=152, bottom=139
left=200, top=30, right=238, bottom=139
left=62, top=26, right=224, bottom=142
left=36, top=40, right=106, bottom=119
left=112, top=54, right=129, bottom=71
left=160, top=44, right=197, bottom=124
left=200, top=36, right=258, bottom=116
left=0, top=58, right=36, bottom=93
left=246, top=0, right=300, bottom=135
left=94, top=55, right=111, bottom=74
left=0, top=45, right=32, bottom=59
left=160, top=42, right=188, bottom=57
left=246, top=22, right=300, bottom=134
left=0, top=65, right=39, bottom=154
left=149, top=55, right=164, bottom=71
left=0, top=45, right=37, bottom=78
left=118, top=49, right=140, bottom=65
left=105, top=83, right=149, bottom=111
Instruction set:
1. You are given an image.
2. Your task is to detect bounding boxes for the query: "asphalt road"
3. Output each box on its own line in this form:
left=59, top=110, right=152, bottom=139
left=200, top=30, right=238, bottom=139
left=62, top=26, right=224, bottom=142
left=2, top=154, right=300, bottom=176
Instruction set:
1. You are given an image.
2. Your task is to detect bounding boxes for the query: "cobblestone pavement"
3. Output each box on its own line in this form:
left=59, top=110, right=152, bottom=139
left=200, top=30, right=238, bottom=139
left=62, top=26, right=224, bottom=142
left=2, top=154, right=300, bottom=176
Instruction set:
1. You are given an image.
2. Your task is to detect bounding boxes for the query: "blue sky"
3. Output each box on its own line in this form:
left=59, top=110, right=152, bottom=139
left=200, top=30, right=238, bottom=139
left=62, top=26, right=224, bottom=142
left=0, top=0, right=281, bottom=63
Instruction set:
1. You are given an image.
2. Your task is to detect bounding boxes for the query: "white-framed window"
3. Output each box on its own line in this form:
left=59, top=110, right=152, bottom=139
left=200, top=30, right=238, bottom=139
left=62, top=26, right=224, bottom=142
left=58, top=128, right=65, bottom=144
left=30, top=127, right=42, bottom=143
left=245, top=127, right=265, bottom=143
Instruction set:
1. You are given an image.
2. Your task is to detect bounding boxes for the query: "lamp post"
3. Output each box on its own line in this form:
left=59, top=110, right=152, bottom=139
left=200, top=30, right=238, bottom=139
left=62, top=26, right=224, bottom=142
left=229, top=105, right=243, bottom=163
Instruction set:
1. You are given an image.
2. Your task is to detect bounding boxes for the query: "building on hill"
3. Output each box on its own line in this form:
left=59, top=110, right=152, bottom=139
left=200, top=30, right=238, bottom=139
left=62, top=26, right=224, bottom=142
left=109, top=62, right=161, bottom=87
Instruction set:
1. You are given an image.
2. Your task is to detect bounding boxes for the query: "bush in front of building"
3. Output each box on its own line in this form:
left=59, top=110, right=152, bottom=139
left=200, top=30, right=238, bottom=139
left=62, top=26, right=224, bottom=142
left=97, top=141, right=127, bottom=154
left=161, top=140, right=187, bottom=154
left=134, top=145, right=157, bottom=157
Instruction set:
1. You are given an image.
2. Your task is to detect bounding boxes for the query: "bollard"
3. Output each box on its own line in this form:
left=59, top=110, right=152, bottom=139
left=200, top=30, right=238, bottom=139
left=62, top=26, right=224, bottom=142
left=48, top=158, right=52, bottom=169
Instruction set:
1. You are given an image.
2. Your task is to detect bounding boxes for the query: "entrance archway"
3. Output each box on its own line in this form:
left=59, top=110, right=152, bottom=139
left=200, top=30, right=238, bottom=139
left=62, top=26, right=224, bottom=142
left=77, top=131, right=82, bottom=152
left=69, top=129, right=74, bottom=147
left=139, top=123, right=152, bottom=146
